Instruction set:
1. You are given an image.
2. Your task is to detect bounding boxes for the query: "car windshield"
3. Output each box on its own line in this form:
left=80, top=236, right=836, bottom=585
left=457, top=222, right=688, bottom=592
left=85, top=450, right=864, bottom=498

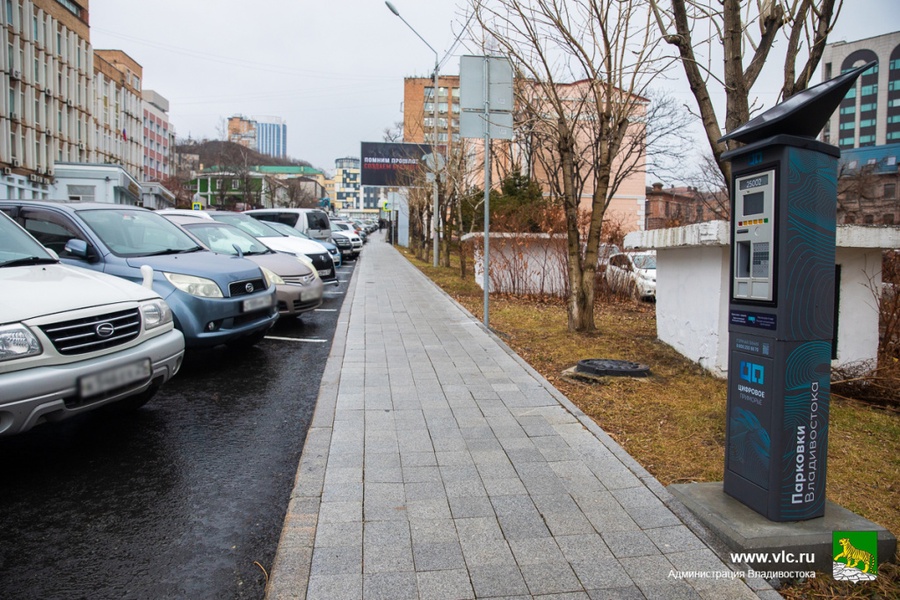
left=306, top=211, right=330, bottom=229
left=266, top=221, right=309, bottom=239
left=632, top=254, right=656, bottom=270
left=210, top=213, right=283, bottom=238
left=0, top=212, right=57, bottom=267
left=184, top=222, right=270, bottom=256
left=78, top=208, right=202, bottom=257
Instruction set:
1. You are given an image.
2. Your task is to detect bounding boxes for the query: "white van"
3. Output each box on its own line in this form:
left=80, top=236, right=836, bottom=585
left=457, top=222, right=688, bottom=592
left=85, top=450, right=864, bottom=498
left=243, top=208, right=333, bottom=243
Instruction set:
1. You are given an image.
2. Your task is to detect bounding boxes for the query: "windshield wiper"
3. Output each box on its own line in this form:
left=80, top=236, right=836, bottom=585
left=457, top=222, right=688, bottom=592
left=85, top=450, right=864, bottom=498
left=142, top=246, right=203, bottom=256
left=0, top=256, right=58, bottom=268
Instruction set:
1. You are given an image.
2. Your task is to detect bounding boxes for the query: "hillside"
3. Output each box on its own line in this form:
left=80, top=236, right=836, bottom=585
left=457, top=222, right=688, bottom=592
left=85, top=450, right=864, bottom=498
left=176, top=140, right=312, bottom=170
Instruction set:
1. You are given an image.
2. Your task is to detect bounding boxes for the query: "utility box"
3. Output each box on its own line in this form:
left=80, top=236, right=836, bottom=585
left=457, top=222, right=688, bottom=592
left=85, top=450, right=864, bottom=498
left=720, top=62, right=873, bottom=522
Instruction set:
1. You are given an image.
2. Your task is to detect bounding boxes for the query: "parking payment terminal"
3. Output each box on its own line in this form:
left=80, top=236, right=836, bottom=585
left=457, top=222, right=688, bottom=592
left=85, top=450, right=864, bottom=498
left=718, top=62, right=872, bottom=522
left=732, top=171, right=775, bottom=302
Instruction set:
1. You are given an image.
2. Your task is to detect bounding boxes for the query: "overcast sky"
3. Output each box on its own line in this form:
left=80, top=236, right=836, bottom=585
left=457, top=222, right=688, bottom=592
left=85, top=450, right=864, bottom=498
left=88, top=1, right=900, bottom=176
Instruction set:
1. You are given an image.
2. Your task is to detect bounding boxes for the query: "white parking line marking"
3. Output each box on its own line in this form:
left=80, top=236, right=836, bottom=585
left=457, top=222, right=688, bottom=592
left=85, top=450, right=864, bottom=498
left=315, top=308, right=338, bottom=312
left=265, top=336, right=329, bottom=343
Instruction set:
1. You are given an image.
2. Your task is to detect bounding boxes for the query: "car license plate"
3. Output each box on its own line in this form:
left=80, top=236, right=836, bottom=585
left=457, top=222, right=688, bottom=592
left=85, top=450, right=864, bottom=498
left=243, top=294, right=273, bottom=312
left=301, top=290, right=321, bottom=302
left=318, top=269, right=332, bottom=277
left=79, top=359, right=151, bottom=398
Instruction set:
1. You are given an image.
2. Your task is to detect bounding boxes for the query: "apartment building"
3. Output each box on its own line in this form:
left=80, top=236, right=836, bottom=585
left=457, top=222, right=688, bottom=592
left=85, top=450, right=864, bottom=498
left=1, top=0, right=93, bottom=199
left=403, top=75, right=461, bottom=150
left=142, top=89, right=172, bottom=182
left=92, top=49, right=143, bottom=180
left=227, top=114, right=256, bottom=150
left=333, top=156, right=360, bottom=212
left=822, top=30, right=900, bottom=149
left=400, top=74, right=649, bottom=233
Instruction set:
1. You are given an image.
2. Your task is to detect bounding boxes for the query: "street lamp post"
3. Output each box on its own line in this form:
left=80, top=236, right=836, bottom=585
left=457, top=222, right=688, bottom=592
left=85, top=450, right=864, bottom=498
left=385, top=1, right=440, bottom=267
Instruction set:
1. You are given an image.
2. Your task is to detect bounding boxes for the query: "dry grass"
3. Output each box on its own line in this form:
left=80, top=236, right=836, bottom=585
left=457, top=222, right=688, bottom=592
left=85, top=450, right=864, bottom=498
left=402, top=248, right=900, bottom=599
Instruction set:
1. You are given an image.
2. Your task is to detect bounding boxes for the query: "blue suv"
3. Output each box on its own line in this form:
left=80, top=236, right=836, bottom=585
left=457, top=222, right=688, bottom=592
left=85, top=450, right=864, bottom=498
left=0, top=202, right=279, bottom=349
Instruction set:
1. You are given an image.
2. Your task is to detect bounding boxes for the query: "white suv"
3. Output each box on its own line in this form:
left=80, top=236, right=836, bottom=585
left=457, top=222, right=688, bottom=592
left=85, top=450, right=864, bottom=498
left=0, top=212, right=185, bottom=436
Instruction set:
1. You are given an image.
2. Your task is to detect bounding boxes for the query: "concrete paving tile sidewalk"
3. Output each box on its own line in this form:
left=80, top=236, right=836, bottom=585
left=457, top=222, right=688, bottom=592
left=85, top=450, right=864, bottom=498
left=266, top=233, right=775, bottom=600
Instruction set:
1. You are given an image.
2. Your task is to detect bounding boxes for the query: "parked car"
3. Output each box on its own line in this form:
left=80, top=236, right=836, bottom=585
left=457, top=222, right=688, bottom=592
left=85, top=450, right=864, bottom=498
left=0, top=201, right=279, bottom=349
left=162, top=216, right=324, bottom=318
left=0, top=210, right=185, bottom=436
left=256, top=219, right=342, bottom=268
left=327, top=230, right=359, bottom=261
left=337, top=220, right=367, bottom=243
left=606, top=251, right=657, bottom=301
left=156, top=209, right=338, bottom=285
left=331, top=221, right=365, bottom=252
left=597, top=243, right=621, bottom=271
left=242, top=208, right=333, bottom=243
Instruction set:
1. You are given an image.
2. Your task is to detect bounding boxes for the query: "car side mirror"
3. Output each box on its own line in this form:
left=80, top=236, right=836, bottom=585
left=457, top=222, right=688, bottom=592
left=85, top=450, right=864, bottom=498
left=64, top=238, right=90, bottom=259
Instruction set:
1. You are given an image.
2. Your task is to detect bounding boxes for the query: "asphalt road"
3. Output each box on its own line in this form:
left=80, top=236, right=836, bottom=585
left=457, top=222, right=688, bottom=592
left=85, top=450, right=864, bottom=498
left=0, top=259, right=356, bottom=599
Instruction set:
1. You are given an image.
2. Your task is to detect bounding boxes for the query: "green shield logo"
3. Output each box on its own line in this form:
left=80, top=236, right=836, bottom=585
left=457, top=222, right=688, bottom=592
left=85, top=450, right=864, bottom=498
left=833, top=531, right=878, bottom=581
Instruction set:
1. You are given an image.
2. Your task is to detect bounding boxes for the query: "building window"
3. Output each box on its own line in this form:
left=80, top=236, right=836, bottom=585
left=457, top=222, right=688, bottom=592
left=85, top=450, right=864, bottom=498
left=885, top=183, right=897, bottom=200
left=885, top=214, right=895, bottom=225
left=424, top=87, right=434, bottom=99
left=860, top=84, right=877, bottom=96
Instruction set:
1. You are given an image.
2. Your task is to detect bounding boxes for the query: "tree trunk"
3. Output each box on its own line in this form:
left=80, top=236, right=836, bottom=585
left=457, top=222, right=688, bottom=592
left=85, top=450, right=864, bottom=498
left=559, top=119, right=596, bottom=332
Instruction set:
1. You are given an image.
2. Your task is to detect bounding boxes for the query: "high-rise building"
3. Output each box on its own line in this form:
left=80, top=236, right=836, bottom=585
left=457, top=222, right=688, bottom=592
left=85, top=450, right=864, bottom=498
left=255, top=116, right=287, bottom=159
left=1, top=0, right=94, bottom=198
left=142, top=89, right=173, bottom=182
left=227, top=114, right=287, bottom=159
left=821, top=30, right=900, bottom=149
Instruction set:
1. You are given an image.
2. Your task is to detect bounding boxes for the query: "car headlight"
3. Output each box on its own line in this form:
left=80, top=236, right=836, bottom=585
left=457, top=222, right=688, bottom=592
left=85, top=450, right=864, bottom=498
left=163, top=272, right=224, bottom=298
left=295, top=255, right=317, bottom=271
left=261, top=266, right=285, bottom=286
left=140, top=298, right=174, bottom=330
left=0, top=324, right=42, bottom=362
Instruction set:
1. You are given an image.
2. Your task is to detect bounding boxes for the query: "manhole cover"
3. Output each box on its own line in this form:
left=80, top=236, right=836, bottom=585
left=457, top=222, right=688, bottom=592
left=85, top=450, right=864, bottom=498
left=575, top=359, right=650, bottom=377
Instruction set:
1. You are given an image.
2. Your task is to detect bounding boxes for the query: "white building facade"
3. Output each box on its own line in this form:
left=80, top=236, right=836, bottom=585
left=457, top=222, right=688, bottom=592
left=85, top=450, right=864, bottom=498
left=1, top=0, right=94, bottom=199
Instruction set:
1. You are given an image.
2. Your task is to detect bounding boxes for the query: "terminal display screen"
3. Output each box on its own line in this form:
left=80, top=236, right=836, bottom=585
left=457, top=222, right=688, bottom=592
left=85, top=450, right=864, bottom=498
left=743, top=191, right=765, bottom=216
left=740, top=174, right=769, bottom=190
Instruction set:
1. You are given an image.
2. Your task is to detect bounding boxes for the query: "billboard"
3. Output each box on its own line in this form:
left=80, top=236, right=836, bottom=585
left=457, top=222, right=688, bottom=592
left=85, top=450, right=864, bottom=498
left=360, top=142, right=434, bottom=187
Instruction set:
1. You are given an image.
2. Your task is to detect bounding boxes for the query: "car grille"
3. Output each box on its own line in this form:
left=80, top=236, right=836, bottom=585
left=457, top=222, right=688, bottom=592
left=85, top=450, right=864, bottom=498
left=308, top=252, right=331, bottom=270
left=282, top=274, right=317, bottom=286
left=228, top=278, right=266, bottom=297
left=40, top=308, right=141, bottom=355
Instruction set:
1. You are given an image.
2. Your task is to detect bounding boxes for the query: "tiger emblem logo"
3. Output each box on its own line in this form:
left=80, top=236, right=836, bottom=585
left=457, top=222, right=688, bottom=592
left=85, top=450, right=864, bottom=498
left=834, top=538, right=874, bottom=573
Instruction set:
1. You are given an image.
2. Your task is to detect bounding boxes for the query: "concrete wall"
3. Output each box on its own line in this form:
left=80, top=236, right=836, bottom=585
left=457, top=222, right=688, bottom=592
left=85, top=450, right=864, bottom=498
left=656, top=245, right=731, bottom=376
left=627, top=221, right=899, bottom=376
left=464, top=233, right=568, bottom=296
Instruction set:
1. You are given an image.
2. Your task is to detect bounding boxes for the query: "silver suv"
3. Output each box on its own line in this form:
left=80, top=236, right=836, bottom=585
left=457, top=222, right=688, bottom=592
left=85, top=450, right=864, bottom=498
left=0, top=212, right=185, bottom=436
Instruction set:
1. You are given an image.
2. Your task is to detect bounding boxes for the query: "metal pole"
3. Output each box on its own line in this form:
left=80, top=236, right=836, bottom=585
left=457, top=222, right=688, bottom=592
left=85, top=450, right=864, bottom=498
left=483, top=58, right=491, bottom=328
left=384, top=2, right=440, bottom=267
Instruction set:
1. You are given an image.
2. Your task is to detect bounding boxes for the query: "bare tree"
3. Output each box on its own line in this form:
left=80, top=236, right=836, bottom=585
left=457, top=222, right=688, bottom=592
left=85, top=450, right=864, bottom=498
left=285, top=179, right=320, bottom=208
left=473, top=0, right=674, bottom=332
left=382, top=121, right=404, bottom=142
left=649, top=0, right=842, bottom=184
